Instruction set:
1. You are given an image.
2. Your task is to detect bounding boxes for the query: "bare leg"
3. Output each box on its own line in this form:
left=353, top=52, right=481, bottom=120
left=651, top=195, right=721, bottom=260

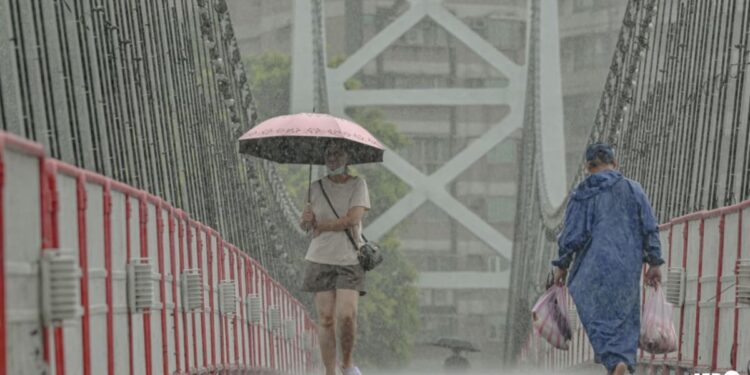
left=315, top=291, right=337, bottom=375
left=336, top=289, right=359, bottom=370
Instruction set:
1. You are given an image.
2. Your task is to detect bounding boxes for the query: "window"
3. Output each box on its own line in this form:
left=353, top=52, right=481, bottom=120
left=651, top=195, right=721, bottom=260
left=375, top=7, right=396, bottom=28
left=486, top=19, right=524, bottom=51
left=422, top=21, right=443, bottom=46
left=465, top=78, right=486, bottom=88
left=467, top=17, right=488, bottom=38
left=594, top=34, right=612, bottom=66
left=573, top=36, right=595, bottom=71
left=419, top=290, right=433, bottom=306
left=425, top=255, right=437, bottom=272
left=436, top=316, right=457, bottom=336
left=486, top=196, right=517, bottom=223
left=362, top=14, right=375, bottom=28
left=572, top=0, right=612, bottom=12
left=420, top=315, right=457, bottom=340
left=487, top=255, right=506, bottom=272
left=489, top=325, right=498, bottom=339
left=419, top=202, right=447, bottom=224
left=564, top=33, right=612, bottom=72
left=433, top=290, right=454, bottom=306
left=402, top=29, right=422, bottom=45
left=463, top=255, right=484, bottom=271
left=436, top=255, right=458, bottom=271
left=488, top=323, right=504, bottom=341
left=572, top=0, right=594, bottom=12
left=404, top=136, right=453, bottom=173
left=484, top=77, right=510, bottom=88
left=487, top=141, right=517, bottom=164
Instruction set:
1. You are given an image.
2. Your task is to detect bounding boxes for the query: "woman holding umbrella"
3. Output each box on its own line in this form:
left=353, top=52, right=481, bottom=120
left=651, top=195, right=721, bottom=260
left=239, top=113, right=384, bottom=375
left=300, top=141, right=369, bottom=375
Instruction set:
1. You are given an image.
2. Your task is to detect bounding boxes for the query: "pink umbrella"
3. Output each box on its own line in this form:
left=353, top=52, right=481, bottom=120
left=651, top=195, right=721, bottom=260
left=238, top=113, right=384, bottom=165
left=238, top=113, right=385, bottom=202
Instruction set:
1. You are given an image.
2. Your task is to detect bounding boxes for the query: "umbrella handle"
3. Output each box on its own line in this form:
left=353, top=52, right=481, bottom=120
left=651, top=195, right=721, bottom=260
left=304, top=164, right=314, bottom=234
left=307, top=164, right=312, bottom=204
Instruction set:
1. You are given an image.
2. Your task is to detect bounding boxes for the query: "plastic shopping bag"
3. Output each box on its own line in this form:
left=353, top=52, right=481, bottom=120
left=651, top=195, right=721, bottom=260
left=639, top=286, right=678, bottom=354
left=531, top=285, right=573, bottom=350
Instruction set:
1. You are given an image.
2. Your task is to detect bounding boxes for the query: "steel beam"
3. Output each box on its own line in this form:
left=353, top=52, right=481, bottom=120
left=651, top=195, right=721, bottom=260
left=325, top=0, right=526, bottom=259
left=417, top=271, right=510, bottom=289
left=342, top=88, right=511, bottom=107
left=291, top=0, right=316, bottom=113
left=538, top=0, right=568, bottom=207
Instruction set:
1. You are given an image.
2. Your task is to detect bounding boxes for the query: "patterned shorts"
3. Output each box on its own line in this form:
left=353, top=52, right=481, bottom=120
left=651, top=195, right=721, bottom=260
left=302, top=261, right=366, bottom=296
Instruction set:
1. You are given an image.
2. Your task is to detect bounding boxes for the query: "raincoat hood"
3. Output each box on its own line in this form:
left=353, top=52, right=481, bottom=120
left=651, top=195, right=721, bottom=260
left=572, top=169, right=623, bottom=201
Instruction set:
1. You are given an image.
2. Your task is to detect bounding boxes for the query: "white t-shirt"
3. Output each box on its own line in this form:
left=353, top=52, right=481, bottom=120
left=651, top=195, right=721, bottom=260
left=305, top=176, right=370, bottom=266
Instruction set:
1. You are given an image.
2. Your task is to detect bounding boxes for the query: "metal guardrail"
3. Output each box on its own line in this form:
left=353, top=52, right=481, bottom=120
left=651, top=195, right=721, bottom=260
left=519, top=200, right=750, bottom=374
left=0, top=131, right=320, bottom=374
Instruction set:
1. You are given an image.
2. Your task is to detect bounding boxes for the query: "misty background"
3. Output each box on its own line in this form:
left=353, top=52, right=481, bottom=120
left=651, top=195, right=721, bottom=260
left=227, top=0, right=625, bottom=372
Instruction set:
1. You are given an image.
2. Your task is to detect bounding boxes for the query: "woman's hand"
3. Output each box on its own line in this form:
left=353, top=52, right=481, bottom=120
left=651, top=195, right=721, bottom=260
left=553, top=267, right=568, bottom=286
left=645, top=265, right=661, bottom=287
left=300, top=204, right=316, bottom=230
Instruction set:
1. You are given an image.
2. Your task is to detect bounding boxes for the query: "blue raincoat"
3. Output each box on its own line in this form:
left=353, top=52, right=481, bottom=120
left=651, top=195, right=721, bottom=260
left=552, top=170, right=664, bottom=373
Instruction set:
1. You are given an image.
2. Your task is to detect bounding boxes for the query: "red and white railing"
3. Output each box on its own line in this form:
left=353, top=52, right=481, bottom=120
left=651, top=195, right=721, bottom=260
left=0, top=131, right=320, bottom=374
left=519, top=196, right=750, bottom=375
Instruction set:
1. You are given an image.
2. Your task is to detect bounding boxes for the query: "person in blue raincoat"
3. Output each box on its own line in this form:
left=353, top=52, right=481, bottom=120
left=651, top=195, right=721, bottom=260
left=552, top=143, right=664, bottom=375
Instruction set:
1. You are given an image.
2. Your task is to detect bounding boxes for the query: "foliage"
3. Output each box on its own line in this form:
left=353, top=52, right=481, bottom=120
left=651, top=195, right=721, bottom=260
left=245, top=51, right=291, bottom=122
left=245, top=52, right=420, bottom=368
left=354, top=234, right=420, bottom=368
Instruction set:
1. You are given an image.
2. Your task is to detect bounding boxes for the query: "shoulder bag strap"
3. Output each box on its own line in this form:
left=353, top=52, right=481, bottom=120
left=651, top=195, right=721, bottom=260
left=318, top=180, right=360, bottom=252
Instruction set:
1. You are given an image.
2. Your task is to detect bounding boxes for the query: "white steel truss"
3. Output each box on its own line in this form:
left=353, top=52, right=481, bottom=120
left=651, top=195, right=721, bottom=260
left=328, top=0, right=525, bottom=261
left=292, top=0, right=567, bottom=270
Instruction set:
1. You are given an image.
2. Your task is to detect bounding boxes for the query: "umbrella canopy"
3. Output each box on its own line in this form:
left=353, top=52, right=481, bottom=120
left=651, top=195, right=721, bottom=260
left=239, top=113, right=385, bottom=165
left=430, top=338, right=480, bottom=353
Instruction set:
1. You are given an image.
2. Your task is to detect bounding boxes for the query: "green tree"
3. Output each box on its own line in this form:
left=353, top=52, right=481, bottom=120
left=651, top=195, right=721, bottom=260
left=245, top=51, right=420, bottom=368
left=344, top=108, right=417, bottom=368
left=245, top=51, right=292, bottom=122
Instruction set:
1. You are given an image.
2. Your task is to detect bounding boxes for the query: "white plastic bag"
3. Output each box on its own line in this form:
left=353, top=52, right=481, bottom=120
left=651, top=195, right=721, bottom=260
left=639, top=286, right=678, bottom=354
left=531, top=285, right=572, bottom=350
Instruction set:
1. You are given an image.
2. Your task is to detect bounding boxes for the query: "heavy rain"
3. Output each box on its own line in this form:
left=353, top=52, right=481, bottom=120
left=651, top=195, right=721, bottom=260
left=0, top=0, right=749, bottom=374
